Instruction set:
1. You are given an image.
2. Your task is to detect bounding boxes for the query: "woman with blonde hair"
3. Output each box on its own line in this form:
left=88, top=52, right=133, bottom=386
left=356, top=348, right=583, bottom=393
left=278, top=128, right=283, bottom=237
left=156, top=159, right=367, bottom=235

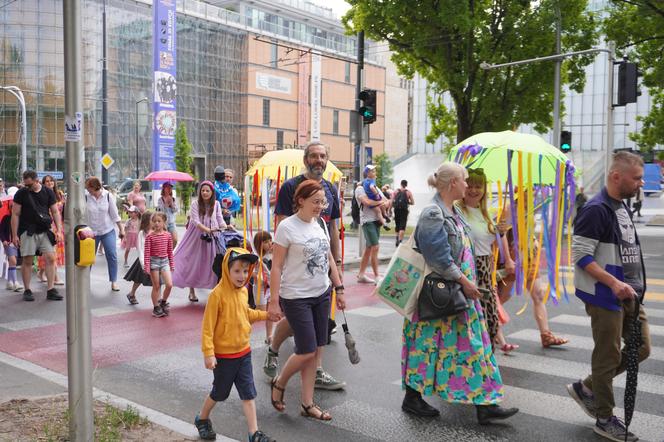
left=401, top=162, right=518, bottom=424
left=458, top=168, right=517, bottom=353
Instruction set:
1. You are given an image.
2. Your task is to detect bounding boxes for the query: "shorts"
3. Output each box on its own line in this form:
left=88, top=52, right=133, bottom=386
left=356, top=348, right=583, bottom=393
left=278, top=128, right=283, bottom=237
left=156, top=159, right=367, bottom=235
left=361, top=221, right=380, bottom=247
left=149, top=256, right=170, bottom=271
left=210, top=352, right=257, bottom=402
left=280, top=289, right=331, bottom=355
left=3, top=243, right=19, bottom=257
left=19, top=231, right=54, bottom=257
left=394, top=209, right=409, bottom=231
left=166, top=222, right=176, bottom=233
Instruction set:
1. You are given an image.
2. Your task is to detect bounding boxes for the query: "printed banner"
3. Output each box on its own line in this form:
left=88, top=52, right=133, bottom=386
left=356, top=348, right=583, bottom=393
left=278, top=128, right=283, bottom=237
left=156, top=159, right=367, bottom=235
left=152, top=0, right=177, bottom=176
left=310, top=52, right=321, bottom=141
left=297, top=56, right=310, bottom=146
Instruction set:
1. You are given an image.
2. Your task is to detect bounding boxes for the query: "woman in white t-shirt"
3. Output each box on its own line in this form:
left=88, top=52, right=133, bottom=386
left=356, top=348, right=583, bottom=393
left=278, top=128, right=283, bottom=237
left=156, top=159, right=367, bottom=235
left=268, top=179, right=345, bottom=421
left=458, top=168, right=516, bottom=353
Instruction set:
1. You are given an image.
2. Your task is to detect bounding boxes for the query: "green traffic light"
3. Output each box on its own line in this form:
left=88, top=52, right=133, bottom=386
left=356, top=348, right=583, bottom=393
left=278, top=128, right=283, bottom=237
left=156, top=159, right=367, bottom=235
left=561, top=143, right=571, bottom=152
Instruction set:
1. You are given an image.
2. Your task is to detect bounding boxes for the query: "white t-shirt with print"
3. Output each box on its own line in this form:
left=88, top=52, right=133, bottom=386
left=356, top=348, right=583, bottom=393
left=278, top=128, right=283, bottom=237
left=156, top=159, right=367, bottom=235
left=274, top=214, right=330, bottom=300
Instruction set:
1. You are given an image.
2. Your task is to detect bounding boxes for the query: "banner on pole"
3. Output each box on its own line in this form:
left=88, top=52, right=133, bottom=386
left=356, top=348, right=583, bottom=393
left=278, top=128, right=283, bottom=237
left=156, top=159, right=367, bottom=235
left=152, top=0, right=177, bottom=177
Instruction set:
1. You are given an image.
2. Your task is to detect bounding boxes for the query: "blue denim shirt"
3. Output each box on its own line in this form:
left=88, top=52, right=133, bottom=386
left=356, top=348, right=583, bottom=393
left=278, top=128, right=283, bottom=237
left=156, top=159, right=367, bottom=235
left=414, top=193, right=468, bottom=281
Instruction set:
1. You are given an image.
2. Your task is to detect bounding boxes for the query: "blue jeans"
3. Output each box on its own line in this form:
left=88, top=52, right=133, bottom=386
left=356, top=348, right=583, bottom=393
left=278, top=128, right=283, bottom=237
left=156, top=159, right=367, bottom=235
left=95, top=229, right=118, bottom=282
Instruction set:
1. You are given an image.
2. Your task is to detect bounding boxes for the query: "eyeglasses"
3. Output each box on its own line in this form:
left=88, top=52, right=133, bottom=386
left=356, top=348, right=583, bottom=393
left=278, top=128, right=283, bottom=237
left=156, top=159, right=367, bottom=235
left=311, top=199, right=329, bottom=208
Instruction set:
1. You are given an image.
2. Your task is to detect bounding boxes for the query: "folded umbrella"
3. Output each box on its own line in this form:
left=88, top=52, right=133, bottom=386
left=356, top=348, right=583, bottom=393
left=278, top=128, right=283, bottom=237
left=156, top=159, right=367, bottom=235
left=623, top=299, right=643, bottom=440
left=341, top=309, right=360, bottom=365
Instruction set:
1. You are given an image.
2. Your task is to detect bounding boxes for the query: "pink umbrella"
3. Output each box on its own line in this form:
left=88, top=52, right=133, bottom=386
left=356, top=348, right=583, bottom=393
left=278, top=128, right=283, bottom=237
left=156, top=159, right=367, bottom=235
left=144, top=170, right=194, bottom=182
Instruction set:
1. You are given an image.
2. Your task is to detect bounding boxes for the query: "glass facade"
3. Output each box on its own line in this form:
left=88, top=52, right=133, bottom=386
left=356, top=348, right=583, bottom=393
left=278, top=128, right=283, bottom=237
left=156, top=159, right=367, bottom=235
left=0, top=0, right=246, bottom=185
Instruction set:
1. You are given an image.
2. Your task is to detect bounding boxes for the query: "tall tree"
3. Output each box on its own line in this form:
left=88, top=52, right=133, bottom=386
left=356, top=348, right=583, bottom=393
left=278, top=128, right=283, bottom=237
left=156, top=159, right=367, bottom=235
left=174, top=122, right=194, bottom=212
left=604, top=0, right=664, bottom=150
left=343, top=0, right=598, bottom=145
left=373, top=152, right=394, bottom=188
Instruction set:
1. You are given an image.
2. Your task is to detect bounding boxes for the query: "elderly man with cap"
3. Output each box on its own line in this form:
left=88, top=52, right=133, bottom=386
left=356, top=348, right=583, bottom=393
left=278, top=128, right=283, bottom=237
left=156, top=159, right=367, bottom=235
left=354, top=164, right=388, bottom=284
left=213, top=165, right=240, bottom=226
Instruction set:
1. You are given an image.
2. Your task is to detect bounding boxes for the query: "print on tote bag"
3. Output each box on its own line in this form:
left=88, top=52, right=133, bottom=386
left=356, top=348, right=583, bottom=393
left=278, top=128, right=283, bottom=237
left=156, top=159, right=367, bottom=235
left=377, top=259, right=422, bottom=309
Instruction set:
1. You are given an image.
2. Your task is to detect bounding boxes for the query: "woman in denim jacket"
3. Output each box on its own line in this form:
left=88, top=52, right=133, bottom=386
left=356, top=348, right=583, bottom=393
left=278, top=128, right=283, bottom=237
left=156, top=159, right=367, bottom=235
left=401, top=162, right=518, bottom=425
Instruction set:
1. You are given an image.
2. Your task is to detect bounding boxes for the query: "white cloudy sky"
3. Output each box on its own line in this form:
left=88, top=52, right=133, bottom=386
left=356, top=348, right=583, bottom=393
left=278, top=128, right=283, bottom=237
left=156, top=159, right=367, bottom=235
left=322, top=0, right=351, bottom=18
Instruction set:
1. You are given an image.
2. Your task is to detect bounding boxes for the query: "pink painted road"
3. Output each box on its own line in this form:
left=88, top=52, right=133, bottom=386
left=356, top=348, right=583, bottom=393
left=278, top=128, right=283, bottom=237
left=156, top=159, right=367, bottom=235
left=0, top=276, right=381, bottom=374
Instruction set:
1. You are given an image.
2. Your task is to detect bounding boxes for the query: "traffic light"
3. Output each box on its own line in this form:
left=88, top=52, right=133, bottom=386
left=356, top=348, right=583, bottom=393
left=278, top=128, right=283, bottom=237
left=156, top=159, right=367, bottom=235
left=359, top=89, right=377, bottom=124
left=560, top=130, right=572, bottom=153
left=617, top=61, right=641, bottom=106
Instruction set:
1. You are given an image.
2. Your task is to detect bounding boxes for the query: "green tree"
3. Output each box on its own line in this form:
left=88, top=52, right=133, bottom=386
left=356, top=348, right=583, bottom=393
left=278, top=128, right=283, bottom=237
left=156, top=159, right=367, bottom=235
left=174, top=122, right=194, bottom=212
left=604, top=0, right=664, bottom=150
left=343, top=0, right=598, bottom=143
left=374, top=152, right=393, bottom=188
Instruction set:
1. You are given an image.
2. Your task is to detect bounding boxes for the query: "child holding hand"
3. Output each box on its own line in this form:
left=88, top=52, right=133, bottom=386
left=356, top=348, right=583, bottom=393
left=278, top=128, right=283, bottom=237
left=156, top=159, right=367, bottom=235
left=195, top=247, right=280, bottom=442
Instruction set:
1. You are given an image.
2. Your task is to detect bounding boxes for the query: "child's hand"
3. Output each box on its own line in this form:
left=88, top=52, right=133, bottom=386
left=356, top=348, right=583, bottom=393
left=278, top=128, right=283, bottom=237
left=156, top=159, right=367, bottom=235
left=204, top=356, right=217, bottom=370
left=267, top=311, right=281, bottom=322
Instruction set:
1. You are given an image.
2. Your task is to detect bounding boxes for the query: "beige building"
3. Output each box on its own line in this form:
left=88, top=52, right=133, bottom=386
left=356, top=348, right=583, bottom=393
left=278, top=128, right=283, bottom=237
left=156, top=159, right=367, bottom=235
left=375, top=53, right=412, bottom=160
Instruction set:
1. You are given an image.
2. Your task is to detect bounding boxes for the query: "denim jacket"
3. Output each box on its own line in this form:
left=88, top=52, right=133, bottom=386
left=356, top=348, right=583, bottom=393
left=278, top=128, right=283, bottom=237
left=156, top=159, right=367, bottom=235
left=414, top=193, right=469, bottom=281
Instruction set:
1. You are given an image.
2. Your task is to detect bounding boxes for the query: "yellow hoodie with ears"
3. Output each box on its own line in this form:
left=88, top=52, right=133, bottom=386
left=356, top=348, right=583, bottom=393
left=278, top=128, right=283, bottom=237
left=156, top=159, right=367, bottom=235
left=201, top=247, right=268, bottom=358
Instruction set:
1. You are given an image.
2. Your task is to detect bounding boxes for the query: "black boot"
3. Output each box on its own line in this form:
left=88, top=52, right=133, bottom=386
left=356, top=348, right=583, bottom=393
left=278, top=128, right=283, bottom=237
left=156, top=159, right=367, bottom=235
left=401, top=386, right=440, bottom=417
left=476, top=404, right=519, bottom=425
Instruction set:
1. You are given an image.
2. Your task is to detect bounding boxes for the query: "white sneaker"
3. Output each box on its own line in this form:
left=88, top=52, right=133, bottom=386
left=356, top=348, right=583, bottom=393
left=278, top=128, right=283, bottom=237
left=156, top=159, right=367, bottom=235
left=13, top=284, right=24, bottom=292
left=357, top=274, right=375, bottom=284
left=6, top=281, right=15, bottom=291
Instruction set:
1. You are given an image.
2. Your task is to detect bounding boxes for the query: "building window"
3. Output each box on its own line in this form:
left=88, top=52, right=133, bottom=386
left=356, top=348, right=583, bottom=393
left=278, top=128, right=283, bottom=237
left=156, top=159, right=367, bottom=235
left=270, top=43, right=278, bottom=68
left=263, top=99, right=270, bottom=126
left=276, top=130, right=284, bottom=149
left=344, top=62, right=351, bottom=83
left=333, top=110, right=339, bottom=135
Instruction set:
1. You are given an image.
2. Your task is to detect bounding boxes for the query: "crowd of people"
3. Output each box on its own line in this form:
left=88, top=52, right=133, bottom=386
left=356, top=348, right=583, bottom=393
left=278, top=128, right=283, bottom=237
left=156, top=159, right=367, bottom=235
left=0, top=147, right=652, bottom=442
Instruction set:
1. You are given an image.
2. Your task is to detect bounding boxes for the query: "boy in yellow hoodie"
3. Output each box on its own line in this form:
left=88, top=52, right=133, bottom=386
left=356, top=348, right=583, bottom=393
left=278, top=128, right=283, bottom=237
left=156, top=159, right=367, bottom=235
left=196, top=247, right=281, bottom=442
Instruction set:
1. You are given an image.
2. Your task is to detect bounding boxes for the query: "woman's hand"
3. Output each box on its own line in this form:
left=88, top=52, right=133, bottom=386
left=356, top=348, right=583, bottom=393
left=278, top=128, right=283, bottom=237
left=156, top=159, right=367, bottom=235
left=336, top=291, right=346, bottom=310
left=505, top=258, right=516, bottom=276
left=204, top=356, right=217, bottom=370
left=461, top=280, right=481, bottom=300
left=267, top=301, right=281, bottom=320
left=496, top=221, right=512, bottom=235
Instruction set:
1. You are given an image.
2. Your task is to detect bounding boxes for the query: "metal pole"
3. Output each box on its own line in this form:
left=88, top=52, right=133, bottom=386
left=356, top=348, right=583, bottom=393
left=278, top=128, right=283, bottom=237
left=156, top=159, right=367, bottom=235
left=101, top=0, right=109, bottom=184
left=355, top=31, right=365, bottom=258
left=552, top=2, right=562, bottom=148
left=0, top=87, right=27, bottom=172
left=605, top=41, right=616, bottom=182
left=135, top=100, right=139, bottom=179
left=63, top=0, right=94, bottom=440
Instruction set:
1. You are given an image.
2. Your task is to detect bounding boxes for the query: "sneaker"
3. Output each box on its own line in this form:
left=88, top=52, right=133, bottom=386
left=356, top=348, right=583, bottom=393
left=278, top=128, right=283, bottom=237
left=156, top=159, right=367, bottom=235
left=5, top=281, right=15, bottom=291
left=250, top=430, right=275, bottom=442
left=263, top=347, right=279, bottom=378
left=315, top=368, right=346, bottom=390
left=22, top=289, right=34, bottom=302
left=159, top=299, right=170, bottom=315
left=194, top=414, right=216, bottom=440
left=13, top=284, right=24, bottom=292
left=594, top=416, right=638, bottom=442
left=126, top=293, right=139, bottom=305
left=357, top=274, right=375, bottom=284
left=46, top=288, right=63, bottom=301
left=152, top=305, right=166, bottom=318
left=566, top=380, right=597, bottom=418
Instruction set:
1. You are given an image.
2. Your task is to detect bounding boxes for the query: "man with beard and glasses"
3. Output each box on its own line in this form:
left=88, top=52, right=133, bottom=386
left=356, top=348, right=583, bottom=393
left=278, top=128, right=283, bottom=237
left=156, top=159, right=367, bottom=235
left=263, top=141, right=346, bottom=391
left=568, top=151, right=651, bottom=442
left=11, top=170, right=64, bottom=302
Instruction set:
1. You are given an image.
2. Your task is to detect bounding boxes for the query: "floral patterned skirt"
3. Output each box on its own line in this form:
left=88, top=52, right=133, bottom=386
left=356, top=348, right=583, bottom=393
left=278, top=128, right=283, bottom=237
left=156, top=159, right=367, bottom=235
left=401, top=300, right=504, bottom=405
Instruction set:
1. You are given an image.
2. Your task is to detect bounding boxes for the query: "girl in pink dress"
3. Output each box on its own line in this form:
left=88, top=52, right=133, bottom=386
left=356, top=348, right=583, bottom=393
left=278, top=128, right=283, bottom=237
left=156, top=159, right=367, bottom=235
left=172, top=181, right=226, bottom=302
left=121, top=206, right=141, bottom=267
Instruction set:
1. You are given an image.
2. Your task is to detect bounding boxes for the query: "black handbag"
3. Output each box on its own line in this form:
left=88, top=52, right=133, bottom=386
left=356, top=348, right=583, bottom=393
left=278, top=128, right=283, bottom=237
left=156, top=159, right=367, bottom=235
left=417, top=274, right=470, bottom=320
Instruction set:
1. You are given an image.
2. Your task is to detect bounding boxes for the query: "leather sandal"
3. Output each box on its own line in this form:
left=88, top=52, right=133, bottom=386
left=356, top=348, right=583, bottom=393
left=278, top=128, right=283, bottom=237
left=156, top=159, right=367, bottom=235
left=270, top=377, right=286, bottom=412
left=500, top=343, right=519, bottom=354
left=300, top=403, right=331, bottom=421
left=188, top=291, right=199, bottom=302
left=541, top=330, right=569, bottom=348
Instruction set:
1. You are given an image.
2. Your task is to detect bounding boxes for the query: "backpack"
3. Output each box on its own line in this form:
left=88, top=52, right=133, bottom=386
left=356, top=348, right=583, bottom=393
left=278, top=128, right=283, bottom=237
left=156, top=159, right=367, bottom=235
left=393, top=189, right=409, bottom=210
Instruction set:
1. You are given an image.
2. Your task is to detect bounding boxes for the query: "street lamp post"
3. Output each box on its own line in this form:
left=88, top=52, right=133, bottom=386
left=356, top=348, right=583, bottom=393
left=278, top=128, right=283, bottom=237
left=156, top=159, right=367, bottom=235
left=0, top=86, right=27, bottom=172
left=135, top=97, right=148, bottom=179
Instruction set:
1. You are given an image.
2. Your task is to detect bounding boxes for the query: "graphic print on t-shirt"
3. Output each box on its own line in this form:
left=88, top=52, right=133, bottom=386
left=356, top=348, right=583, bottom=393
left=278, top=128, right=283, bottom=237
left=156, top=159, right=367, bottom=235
left=614, top=205, right=643, bottom=294
left=303, top=237, right=329, bottom=277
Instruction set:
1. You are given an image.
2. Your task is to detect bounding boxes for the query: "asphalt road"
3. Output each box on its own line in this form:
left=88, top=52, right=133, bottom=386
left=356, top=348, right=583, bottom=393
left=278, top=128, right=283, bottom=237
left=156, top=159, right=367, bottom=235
left=1, top=195, right=664, bottom=442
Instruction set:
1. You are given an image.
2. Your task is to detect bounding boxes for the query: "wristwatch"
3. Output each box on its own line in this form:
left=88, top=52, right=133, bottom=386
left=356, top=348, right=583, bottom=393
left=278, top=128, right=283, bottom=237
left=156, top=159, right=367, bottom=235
left=335, top=285, right=345, bottom=292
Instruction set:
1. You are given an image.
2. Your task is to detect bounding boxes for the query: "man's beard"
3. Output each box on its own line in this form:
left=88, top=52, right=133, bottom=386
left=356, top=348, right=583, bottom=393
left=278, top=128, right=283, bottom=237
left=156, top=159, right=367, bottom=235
left=306, top=164, right=324, bottom=179
left=619, top=186, right=637, bottom=200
